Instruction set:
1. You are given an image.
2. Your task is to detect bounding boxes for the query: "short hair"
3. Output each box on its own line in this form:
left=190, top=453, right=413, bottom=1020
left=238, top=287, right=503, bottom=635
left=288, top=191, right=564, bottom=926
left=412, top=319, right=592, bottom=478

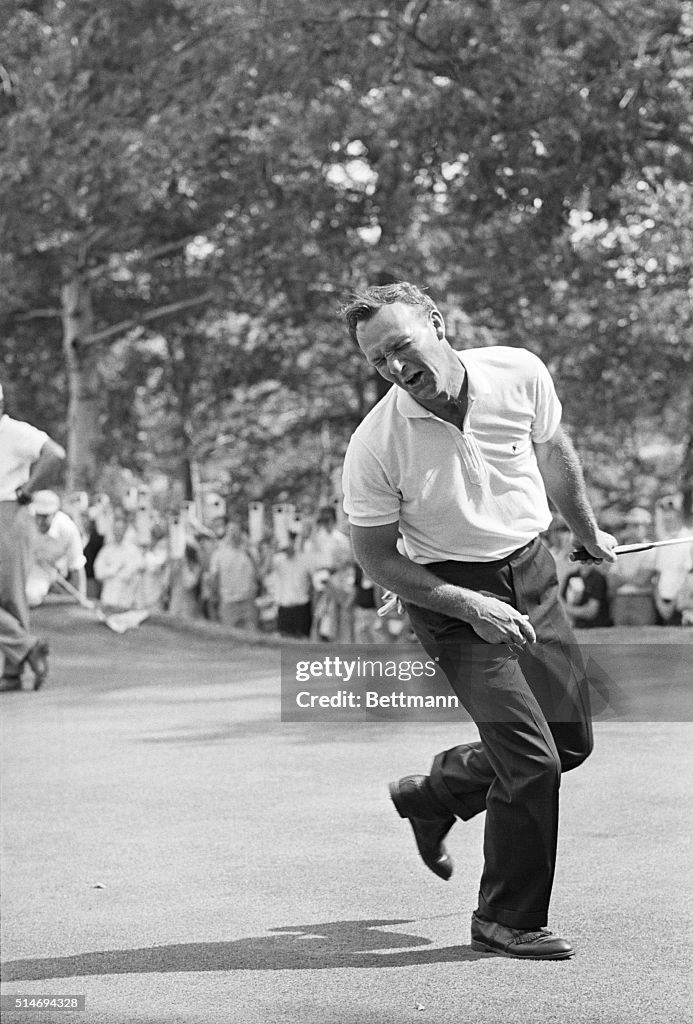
left=342, top=282, right=436, bottom=345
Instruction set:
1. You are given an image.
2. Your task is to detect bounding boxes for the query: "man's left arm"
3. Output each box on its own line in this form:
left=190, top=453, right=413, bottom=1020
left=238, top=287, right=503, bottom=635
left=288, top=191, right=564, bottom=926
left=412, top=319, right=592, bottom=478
left=534, top=426, right=617, bottom=564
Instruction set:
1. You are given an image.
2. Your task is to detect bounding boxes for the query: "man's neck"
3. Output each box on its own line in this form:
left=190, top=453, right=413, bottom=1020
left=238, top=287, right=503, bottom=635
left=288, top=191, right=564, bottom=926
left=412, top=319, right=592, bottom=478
left=416, top=372, right=468, bottom=427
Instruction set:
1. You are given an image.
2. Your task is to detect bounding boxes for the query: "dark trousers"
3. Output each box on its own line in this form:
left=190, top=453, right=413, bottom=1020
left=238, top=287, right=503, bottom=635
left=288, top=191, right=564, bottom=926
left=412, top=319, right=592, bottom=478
left=0, top=502, right=37, bottom=676
left=278, top=602, right=312, bottom=638
left=405, top=538, right=592, bottom=929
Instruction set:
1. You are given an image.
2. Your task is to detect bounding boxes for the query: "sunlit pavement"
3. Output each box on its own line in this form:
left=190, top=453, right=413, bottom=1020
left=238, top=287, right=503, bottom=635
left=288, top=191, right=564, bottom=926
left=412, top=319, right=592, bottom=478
left=1, top=605, right=692, bottom=1024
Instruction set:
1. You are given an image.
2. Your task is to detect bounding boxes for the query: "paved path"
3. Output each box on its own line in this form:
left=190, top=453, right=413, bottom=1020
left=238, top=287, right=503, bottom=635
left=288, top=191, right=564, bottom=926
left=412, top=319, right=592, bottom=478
left=1, top=607, right=692, bottom=1023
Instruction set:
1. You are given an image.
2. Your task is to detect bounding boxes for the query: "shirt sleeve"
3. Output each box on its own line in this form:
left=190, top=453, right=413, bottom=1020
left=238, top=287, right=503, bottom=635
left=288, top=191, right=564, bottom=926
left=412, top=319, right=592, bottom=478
left=528, top=352, right=563, bottom=443
left=15, top=419, right=49, bottom=460
left=342, top=436, right=401, bottom=528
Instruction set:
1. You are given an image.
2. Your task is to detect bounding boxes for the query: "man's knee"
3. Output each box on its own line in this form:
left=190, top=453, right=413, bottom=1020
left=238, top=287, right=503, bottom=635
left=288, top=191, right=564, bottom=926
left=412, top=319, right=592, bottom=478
left=510, top=744, right=562, bottom=796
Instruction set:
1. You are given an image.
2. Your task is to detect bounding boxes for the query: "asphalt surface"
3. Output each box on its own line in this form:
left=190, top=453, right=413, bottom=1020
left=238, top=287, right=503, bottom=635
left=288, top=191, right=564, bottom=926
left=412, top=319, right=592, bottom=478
left=1, top=606, right=692, bottom=1024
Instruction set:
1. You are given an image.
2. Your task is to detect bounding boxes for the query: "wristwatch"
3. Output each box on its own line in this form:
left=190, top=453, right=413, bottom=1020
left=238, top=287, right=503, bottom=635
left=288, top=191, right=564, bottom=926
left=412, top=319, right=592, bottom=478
left=15, top=486, right=33, bottom=505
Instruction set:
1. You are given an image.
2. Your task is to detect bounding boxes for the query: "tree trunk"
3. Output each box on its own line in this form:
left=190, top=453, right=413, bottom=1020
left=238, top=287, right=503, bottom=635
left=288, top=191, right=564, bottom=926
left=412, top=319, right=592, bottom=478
left=61, top=272, right=101, bottom=491
left=681, top=429, right=693, bottom=525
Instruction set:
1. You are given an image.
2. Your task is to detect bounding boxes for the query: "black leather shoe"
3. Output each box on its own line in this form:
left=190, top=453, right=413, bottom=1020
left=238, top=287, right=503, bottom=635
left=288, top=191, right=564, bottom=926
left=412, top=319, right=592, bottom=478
left=389, top=774, right=455, bottom=881
left=471, top=912, right=574, bottom=960
left=22, top=639, right=49, bottom=691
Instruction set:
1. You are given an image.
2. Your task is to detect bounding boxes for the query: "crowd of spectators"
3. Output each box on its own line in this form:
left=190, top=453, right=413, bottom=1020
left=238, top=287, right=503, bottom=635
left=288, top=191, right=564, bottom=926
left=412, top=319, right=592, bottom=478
left=22, top=486, right=693, bottom=638
left=546, top=494, right=693, bottom=628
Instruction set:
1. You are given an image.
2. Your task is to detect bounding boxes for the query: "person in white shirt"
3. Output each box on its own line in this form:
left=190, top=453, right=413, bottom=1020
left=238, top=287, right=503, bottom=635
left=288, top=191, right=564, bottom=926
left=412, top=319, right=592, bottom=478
left=136, top=523, right=171, bottom=611
left=305, top=506, right=354, bottom=641
left=26, top=490, right=87, bottom=608
left=269, top=528, right=313, bottom=638
left=208, top=523, right=260, bottom=629
left=93, top=508, right=144, bottom=610
left=0, top=383, right=65, bottom=691
left=608, top=507, right=657, bottom=626
left=305, top=506, right=352, bottom=571
left=652, top=494, right=693, bottom=624
left=341, top=282, right=616, bottom=961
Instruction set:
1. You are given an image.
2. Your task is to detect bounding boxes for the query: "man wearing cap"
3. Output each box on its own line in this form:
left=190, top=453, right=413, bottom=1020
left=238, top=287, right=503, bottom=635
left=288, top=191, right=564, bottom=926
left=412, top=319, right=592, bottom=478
left=26, top=491, right=87, bottom=608
left=0, top=383, right=65, bottom=690
left=608, top=508, right=657, bottom=626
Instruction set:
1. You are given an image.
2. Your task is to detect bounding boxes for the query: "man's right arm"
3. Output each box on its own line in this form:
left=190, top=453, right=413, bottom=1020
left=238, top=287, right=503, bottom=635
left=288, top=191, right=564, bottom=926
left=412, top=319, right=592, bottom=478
left=350, top=522, right=535, bottom=645
left=20, top=439, right=66, bottom=498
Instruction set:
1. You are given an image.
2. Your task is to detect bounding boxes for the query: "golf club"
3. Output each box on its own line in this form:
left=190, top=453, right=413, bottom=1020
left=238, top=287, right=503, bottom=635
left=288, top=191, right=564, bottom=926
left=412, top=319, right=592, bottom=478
left=570, top=534, right=693, bottom=562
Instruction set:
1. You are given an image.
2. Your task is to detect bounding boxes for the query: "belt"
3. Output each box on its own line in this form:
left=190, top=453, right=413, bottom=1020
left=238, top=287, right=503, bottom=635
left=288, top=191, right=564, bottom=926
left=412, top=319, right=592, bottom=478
left=427, top=536, right=540, bottom=572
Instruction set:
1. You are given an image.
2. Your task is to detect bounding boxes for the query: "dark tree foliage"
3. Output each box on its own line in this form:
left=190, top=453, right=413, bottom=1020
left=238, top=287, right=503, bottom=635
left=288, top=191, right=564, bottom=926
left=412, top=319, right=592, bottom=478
left=0, top=0, right=691, bottom=510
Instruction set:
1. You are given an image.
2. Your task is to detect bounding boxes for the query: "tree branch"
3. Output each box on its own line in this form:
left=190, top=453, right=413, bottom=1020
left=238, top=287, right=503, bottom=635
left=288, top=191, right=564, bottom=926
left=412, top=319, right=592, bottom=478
left=403, top=0, right=433, bottom=35
left=14, top=307, right=63, bottom=322
left=84, top=291, right=214, bottom=346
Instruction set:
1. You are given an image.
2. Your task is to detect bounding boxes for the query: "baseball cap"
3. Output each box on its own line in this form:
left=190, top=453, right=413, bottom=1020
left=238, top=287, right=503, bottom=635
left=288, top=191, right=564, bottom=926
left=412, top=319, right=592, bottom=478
left=625, top=507, right=652, bottom=526
left=32, top=490, right=61, bottom=515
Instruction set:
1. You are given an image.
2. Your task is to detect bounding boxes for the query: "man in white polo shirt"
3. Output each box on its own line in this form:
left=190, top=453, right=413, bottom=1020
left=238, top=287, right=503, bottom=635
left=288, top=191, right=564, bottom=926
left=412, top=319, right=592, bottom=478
left=341, top=282, right=616, bottom=960
left=0, top=382, right=65, bottom=691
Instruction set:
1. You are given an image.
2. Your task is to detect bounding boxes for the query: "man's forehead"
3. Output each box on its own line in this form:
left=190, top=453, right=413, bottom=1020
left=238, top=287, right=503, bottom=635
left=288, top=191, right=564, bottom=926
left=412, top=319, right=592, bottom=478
left=357, top=301, right=429, bottom=343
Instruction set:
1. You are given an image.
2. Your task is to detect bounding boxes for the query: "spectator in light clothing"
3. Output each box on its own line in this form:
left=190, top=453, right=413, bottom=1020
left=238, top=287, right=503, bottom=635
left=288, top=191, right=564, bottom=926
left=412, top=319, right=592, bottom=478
left=677, top=568, right=693, bottom=625
left=168, top=541, right=203, bottom=619
left=209, top=523, right=260, bottom=630
left=270, top=528, right=313, bottom=638
left=306, top=506, right=353, bottom=641
left=652, top=495, right=693, bottom=625
left=93, top=508, right=143, bottom=610
left=608, top=507, right=656, bottom=626
left=26, top=490, right=87, bottom=607
left=305, top=505, right=352, bottom=573
left=137, top=523, right=170, bottom=611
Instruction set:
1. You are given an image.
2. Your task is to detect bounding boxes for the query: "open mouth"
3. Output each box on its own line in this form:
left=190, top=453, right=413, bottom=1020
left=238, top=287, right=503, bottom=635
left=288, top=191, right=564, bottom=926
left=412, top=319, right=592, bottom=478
left=404, top=371, right=424, bottom=387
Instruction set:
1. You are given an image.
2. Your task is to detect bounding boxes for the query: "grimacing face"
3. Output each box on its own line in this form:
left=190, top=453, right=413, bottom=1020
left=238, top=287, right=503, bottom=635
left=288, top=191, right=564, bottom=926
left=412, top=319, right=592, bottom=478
left=355, top=301, right=453, bottom=402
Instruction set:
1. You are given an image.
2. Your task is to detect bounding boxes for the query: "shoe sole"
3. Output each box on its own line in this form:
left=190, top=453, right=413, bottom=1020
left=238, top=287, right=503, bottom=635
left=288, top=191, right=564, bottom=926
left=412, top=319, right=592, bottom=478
left=471, top=939, right=574, bottom=960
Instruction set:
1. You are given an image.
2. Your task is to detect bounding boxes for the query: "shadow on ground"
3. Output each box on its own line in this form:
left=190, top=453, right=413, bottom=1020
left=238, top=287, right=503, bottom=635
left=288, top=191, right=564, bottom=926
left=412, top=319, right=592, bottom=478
left=2, top=918, right=485, bottom=980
